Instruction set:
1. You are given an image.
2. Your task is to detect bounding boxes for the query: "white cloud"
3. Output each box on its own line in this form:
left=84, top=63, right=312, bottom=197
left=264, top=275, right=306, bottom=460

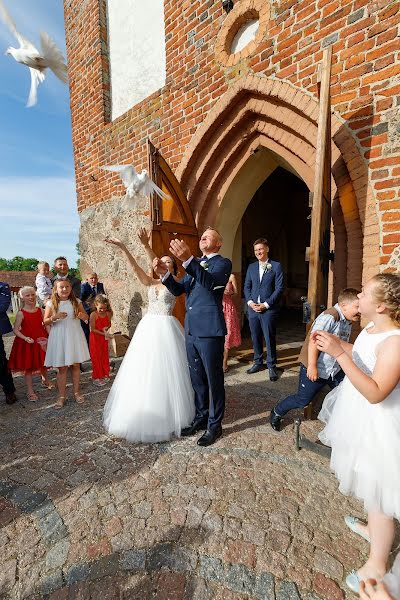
left=0, top=176, right=80, bottom=264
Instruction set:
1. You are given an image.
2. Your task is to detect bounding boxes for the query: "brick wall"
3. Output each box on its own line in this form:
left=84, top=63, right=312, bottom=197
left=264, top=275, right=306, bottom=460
left=64, top=0, right=400, bottom=277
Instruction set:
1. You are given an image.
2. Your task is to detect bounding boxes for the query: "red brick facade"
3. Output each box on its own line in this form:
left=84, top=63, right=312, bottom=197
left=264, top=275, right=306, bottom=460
left=64, top=0, right=400, bottom=287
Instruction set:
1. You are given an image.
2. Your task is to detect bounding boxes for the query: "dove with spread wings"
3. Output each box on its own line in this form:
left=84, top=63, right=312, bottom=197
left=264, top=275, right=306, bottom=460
left=102, top=165, right=171, bottom=205
left=0, top=0, right=68, bottom=107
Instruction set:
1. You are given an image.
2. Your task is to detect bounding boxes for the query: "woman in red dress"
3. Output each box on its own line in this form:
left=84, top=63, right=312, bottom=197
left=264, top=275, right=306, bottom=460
left=8, top=286, right=54, bottom=401
left=89, top=294, right=113, bottom=386
left=222, top=274, right=242, bottom=372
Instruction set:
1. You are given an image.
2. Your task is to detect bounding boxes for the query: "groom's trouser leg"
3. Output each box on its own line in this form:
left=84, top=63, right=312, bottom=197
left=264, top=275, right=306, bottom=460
left=248, top=312, right=264, bottom=364
left=195, top=336, right=225, bottom=430
left=186, top=334, right=209, bottom=422
left=259, top=310, right=278, bottom=368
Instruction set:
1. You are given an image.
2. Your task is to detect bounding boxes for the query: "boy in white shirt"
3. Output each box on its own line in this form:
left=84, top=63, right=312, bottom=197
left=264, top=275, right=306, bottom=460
left=35, top=261, right=53, bottom=307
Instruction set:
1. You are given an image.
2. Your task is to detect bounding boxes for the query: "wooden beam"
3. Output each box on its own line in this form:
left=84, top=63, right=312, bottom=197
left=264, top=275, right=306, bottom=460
left=307, top=46, right=332, bottom=322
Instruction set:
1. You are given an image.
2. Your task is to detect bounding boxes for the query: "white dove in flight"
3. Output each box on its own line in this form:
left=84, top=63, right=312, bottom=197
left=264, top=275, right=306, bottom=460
left=0, top=0, right=68, bottom=107
left=102, top=165, right=171, bottom=205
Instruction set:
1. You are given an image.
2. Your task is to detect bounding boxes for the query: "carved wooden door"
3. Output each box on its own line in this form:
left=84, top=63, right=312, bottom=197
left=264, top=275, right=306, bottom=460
left=147, top=140, right=199, bottom=324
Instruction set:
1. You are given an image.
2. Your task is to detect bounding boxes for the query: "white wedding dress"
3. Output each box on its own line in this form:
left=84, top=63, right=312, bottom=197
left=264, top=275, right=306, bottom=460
left=319, top=324, right=400, bottom=519
left=103, top=286, right=195, bottom=443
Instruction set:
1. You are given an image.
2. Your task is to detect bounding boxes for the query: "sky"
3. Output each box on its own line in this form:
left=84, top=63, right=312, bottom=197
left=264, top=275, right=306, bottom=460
left=0, top=0, right=79, bottom=267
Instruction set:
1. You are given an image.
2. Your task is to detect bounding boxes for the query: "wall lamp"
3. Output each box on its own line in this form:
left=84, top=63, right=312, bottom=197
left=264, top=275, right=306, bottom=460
left=222, top=0, right=234, bottom=13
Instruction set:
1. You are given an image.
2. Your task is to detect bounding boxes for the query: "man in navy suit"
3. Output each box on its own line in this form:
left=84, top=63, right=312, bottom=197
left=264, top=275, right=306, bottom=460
left=80, top=272, right=106, bottom=345
left=244, top=238, right=284, bottom=381
left=0, top=282, right=17, bottom=404
left=154, top=228, right=232, bottom=447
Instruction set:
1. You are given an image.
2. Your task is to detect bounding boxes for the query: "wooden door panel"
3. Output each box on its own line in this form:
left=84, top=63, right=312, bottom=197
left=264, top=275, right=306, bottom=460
left=148, top=140, right=199, bottom=325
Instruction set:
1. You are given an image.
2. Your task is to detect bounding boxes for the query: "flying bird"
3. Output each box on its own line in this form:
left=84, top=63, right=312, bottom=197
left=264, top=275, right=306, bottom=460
left=102, top=165, right=171, bottom=206
left=0, top=0, right=68, bottom=107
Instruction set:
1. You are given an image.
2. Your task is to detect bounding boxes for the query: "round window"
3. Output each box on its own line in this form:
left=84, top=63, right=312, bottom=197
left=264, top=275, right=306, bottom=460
left=231, top=19, right=260, bottom=54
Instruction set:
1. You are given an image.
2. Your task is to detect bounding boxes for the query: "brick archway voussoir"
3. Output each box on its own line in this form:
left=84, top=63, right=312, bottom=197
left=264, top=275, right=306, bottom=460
left=186, top=106, right=320, bottom=205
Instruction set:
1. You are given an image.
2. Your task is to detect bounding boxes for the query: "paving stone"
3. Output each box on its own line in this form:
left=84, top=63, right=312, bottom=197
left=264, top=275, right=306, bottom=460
left=40, top=570, right=63, bottom=595
left=254, top=572, right=276, bottom=600
left=147, top=542, right=197, bottom=572
left=66, top=563, right=92, bottom=586
left=37, top=511, right=68, bottom=545
left=154, top=571, right=186, bottom=600
left=0, top=480, right=16, bottom=498
left=225, top=563, right=257, bottom=595
left=224, top=540, right=256, bottom=569
left=88, top=554, right=119, bottom=580
left=10, top=485, right=48, bottom=513
left=45, top=539, right=70, bottom=569
left=183, top=576, right=215, bottom=600
left=313, top=573, right=344, bottom=600
left=120, top=548, right=146, bottom=571
left=199, top=556, right=224, bottom=583
left=277, top=580, right=301, bottom=600
left=313, top=549, right=343, bottom=580
left=0, top=559, right=16, bottom=592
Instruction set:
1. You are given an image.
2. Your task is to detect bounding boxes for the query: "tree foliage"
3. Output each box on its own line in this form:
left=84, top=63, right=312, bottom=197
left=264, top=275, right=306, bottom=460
left=0, top=256, right=39, bottom=271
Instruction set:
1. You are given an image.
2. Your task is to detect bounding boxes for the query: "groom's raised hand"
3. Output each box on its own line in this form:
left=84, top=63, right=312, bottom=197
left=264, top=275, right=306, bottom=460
left=169, top=239, right=192, bottom=262
left=153, top=257, right=168, bottom=277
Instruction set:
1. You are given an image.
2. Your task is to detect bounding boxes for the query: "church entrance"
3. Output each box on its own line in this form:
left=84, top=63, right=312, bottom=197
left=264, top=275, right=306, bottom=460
left=241, top=165, right=310, bottom=329
left=236, top=166, right=310, bottom=367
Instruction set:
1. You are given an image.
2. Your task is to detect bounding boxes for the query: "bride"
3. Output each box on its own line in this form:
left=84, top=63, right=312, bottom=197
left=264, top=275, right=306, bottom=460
left=103, top=229, right=195, bottom=443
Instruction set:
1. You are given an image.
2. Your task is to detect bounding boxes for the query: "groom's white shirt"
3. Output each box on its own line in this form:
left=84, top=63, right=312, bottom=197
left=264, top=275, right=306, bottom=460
left=162, top=253, right=220, bottom=282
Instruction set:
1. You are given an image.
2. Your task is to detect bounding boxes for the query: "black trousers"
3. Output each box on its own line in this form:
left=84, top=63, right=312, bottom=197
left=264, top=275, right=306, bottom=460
left=0, top=336, right=15, bottom=396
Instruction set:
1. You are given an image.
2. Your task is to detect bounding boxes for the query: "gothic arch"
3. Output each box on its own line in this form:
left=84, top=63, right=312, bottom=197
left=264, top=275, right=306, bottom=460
left=177, top=74, right=378, bottom=288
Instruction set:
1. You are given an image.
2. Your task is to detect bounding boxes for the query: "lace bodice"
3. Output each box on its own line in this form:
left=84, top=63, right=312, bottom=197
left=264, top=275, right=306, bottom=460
left=147, top=285, right=176, bottom=316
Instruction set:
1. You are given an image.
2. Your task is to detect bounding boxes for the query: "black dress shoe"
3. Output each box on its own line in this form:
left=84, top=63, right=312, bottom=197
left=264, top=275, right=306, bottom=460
left=197, top=427, right=222, bottom=447
left=268, top=367, right=278, bottom=382
left=269, top=409, right=282, bottom=431
left=5, top=392, right=17, bottom=405
left=181, top=419, right=208, bottom=437
left=246, top=363, right=264, bottom=374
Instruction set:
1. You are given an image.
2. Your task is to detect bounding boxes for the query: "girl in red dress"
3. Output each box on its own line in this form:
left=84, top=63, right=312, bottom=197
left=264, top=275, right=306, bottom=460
left=8, top=286, right=54, bottom=401
left=89, top=294, right=113, bottom=387
left=222, top=274, right=242, bottom=372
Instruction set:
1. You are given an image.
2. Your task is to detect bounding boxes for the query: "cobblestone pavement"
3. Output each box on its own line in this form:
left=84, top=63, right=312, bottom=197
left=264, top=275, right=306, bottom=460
left=0, top=335, right=376, bottom=600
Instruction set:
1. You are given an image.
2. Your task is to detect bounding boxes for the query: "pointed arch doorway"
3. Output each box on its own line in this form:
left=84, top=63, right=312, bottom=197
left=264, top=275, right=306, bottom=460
left=176, top=73, right=376, bottom=341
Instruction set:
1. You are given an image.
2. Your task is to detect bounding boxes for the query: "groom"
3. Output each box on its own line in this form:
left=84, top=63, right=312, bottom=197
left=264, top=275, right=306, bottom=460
left=153, top=228, right=232, bottom=446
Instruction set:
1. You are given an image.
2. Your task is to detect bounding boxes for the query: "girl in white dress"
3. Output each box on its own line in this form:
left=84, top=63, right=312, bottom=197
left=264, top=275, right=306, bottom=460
left=44, top=279, right=90, bottom=408
left=315, top=274, right=400, bottom=594
left=103, top=230, right=195, bottom=443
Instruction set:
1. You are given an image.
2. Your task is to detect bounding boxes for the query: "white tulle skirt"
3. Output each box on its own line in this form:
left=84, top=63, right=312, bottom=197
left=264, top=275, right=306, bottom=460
left=319, top=377, right=400, bottom=519
left=103, top=314, right=195, bottom=443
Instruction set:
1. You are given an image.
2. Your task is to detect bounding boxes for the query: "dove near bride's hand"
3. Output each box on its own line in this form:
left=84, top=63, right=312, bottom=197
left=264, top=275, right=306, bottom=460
left=169, top=239, right=191, bottom=262
left=153, top=257, right=168, bottom=277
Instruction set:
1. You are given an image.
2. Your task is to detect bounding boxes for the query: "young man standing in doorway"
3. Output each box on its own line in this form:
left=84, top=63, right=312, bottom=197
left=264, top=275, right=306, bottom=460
left=244, top=238, right=284, bottom=381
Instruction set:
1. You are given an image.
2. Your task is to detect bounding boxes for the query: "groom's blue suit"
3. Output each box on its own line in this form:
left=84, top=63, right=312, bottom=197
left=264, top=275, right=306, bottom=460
left=163, top=255, right=232, bottom=430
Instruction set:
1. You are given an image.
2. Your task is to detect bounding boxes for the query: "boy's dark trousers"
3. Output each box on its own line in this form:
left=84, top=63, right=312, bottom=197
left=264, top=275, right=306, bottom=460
left=0, top=336, right=15, bottom=397
left=274, top=364, right=345, bottom=417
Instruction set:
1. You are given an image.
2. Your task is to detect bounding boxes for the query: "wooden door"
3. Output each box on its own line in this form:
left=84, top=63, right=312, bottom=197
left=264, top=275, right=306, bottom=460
left=147, top=140, right=199, bottom=324
left=307, top=46, right=333, bottom=322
